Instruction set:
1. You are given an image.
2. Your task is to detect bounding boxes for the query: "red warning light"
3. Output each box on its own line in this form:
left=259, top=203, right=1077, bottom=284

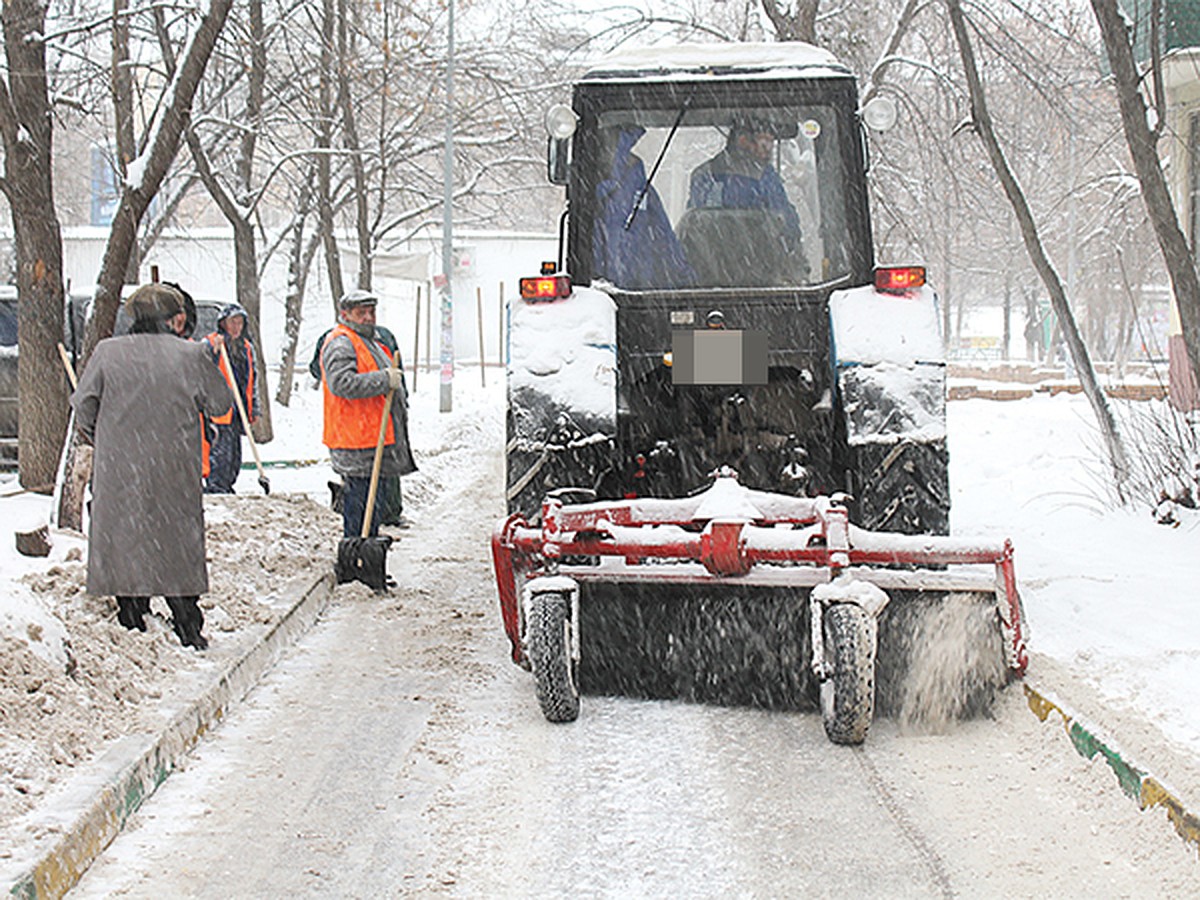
left=874, top=266, right=926, bottom=293
left=519, top=274, right=572, bottom=301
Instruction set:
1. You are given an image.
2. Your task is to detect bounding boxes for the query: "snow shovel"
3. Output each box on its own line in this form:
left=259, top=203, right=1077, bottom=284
left=217, top=339, right=270, bottom=494
left=335, top=357, right=396, bottom=592
left=15, top=343, right=79, bottom=557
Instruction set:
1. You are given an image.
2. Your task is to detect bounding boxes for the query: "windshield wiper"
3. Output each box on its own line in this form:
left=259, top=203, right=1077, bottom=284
left=624, top=99, right=691, bottom=231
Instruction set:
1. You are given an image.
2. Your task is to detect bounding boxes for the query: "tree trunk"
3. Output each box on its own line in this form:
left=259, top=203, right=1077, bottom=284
left=947, top=0, right=1129, bottom=495
left=759, top=0, right=819, bottom=42
left=337, top=0, right=372, bottom=291
left=111, top=0, right=138, bottom=283
left=180, top=0, right=272, bottom=441
left=278, top=230, right=322, bottom=407
left=277, top=175, right=318, bottom=408
left=318, top=0, right=344, bottom=310
left=0, top=0, right=67, bottom=492
left=1091, top=0, right=1200, bottom=410
left=60, top=0, right=234, bottom=530
left=233, top=218, right=273, bottom=443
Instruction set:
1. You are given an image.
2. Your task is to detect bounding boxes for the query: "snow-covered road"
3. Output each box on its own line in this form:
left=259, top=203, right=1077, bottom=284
left=67, top=382, right=1199, bottom=896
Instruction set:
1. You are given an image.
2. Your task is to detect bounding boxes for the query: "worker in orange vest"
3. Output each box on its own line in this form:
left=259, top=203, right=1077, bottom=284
left=320, top=290, right=417, bottom=538
left=161, top=281, right=215, bottom=480
left=203, top=303, right=259, bottom=493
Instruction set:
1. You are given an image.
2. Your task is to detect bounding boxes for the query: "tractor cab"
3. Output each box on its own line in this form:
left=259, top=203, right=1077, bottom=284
left=557, top=46, right=878, bottom=293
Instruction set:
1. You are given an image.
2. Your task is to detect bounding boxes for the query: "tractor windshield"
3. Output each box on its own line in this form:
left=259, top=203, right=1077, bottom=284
left=583, top=104, right=852, bottom=291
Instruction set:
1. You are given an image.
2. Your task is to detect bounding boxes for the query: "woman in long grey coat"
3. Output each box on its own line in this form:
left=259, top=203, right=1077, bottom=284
left=72, top=284, right=232, bottom=649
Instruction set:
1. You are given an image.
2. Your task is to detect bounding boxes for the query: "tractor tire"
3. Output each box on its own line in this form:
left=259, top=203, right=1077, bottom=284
left=849, top=438, right=949, bottom=536
left=526, top=591, right=580, bottom=723
left=819, top=603, right=877, bottom=745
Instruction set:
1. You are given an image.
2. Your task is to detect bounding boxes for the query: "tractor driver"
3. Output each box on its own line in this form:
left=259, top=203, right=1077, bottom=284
left=688, top=117, right=801, bottom=234
left=684, top=117, right=805, bottom=286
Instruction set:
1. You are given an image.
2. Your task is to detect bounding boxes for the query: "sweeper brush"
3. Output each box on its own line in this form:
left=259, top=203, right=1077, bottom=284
left=492, top=472, right=1028, bottom=744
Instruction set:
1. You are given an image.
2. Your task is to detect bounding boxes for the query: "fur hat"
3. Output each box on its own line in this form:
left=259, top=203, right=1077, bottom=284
left=124, top=284, right=185, bottom=323
left=218, top=302, right=249, bottom=327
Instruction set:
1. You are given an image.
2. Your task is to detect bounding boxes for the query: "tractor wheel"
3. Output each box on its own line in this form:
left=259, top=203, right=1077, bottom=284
left=819, top=603, right=877, bottom=745
left=526, top=591, right=580, bottom=723
left=849, top=438, right=949, bottom=536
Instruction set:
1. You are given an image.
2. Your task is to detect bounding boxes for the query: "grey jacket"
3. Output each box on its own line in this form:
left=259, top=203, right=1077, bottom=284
left=73, top=334, right=232, bottom=596
left=320, top=323, right=417, bottom=478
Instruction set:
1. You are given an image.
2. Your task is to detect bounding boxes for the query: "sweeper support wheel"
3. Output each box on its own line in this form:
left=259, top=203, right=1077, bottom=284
left=817, top=603, right=878, bottom=745
left=526, top=589, right=580, bottom=723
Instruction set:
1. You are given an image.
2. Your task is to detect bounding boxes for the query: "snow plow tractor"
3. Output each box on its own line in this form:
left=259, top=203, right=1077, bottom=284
left=493, top=42, right=1028, bottom=743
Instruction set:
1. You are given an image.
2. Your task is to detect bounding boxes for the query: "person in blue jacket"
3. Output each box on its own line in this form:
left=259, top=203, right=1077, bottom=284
left=592, top=126, right=694, bottom=290
left=687, top=117, right=801, bottom=238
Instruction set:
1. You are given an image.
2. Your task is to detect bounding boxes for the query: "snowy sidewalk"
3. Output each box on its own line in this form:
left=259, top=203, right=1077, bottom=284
left=2, top=564, right=337, bottom=897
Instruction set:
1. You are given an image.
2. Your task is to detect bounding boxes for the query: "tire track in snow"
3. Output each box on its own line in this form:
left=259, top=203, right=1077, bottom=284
left=856, top=745, right=956, bottom=898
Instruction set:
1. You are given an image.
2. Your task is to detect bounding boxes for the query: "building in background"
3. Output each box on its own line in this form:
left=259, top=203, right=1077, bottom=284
left=1144, top=0, right=1200, bottom=409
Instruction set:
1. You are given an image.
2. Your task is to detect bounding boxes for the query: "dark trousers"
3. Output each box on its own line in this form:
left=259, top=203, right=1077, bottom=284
left=116, top=595, right=205, bottom=647
left=341, top=475, right=386, bottom=538
left=379, top=475, right=404, bottom=525
left=205, top=423, right=243, bottom=494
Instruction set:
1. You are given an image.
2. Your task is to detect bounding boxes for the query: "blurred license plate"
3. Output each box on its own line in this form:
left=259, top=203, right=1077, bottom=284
left=671, top=330, right=767, bottom=385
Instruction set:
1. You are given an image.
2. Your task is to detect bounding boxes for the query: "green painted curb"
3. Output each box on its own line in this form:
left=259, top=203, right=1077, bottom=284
left=1025, top=683, right=1200, bottom=857
left=6, top=571, right=335, bottom=899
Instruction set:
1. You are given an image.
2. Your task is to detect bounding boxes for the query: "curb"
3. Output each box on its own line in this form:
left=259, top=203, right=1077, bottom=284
left=1024, top=682, right=1200, bottom=858
left=6, top=570, right=336, bottom=900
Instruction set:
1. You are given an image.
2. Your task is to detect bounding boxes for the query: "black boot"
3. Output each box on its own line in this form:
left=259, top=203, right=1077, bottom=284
left=167, top=596, right=208, bottom=650
left=116, top=596, right=150, bottom=632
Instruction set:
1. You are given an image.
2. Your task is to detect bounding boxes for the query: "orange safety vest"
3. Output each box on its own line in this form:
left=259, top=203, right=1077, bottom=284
left=204, top=333, right=255, bottom=426
left=321, top=324, right=396, bottom=450
left=200, top=416, right=211, bottom=478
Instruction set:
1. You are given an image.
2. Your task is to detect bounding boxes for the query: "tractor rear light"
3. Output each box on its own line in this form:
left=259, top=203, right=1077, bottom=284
left=520, top=274, right=572, bottom=302
left=874, top=266, right=926, bottom=293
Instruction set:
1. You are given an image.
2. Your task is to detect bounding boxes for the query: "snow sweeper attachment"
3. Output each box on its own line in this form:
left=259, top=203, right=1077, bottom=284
left=492, top=471, right=1028, bottom=744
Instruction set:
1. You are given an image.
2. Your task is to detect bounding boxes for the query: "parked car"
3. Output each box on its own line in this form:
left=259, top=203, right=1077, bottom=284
left=65, top=287, right=226, bottom=366
left=0, top=286, right=17, bottom=468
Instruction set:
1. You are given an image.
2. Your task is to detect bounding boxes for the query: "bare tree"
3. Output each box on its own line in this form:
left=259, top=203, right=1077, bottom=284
left=946, top=0, right=1128, bottom=493
left=1091, top=0, right=1200, bottom=405
left=0, top=0, right=68, bottom=490
left=182, top=0, right=276, bottom=442
left=59, top=0, right=235, bottom=530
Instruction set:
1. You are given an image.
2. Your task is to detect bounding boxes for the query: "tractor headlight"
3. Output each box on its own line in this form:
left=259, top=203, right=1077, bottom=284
left=545, top=104, right=578, bottom=140
left=861, top=95, right=897, bottom=132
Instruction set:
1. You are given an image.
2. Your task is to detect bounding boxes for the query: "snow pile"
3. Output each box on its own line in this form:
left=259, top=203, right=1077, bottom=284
left=0, top=492, right=338, bottom=841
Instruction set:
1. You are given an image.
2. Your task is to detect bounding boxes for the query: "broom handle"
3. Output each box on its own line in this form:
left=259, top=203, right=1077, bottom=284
left=361, top=352, right=397, bottom=538
left=217, top=340, right=267, bottom=478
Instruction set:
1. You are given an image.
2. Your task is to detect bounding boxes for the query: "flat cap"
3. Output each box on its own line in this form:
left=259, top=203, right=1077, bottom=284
left=339, top=289, right=379, bottom=310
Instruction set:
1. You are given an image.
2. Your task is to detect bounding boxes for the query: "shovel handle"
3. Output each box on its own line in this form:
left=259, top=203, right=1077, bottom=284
left=57, top=342, right=78, bottom=390
left=361, top=352, right=398, bottom=538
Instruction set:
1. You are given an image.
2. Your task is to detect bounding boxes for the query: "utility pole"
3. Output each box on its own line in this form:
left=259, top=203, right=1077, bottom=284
left=439, top=0, right=455, bottom=413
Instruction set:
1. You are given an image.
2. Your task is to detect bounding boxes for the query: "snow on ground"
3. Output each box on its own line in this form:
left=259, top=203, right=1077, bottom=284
left=950, top=393, right=1200, bottom=754
left=1, top=365, right=1198, bottom=858
left=0, top=367, right=500, bottom=855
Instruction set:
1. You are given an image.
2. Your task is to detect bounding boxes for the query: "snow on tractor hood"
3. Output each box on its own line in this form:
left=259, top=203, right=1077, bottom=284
left=829, top=284, right=946, bottom=446
left=508, top=284, right=617, bottom=420
left=828, top=284, right=944, bottom=367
